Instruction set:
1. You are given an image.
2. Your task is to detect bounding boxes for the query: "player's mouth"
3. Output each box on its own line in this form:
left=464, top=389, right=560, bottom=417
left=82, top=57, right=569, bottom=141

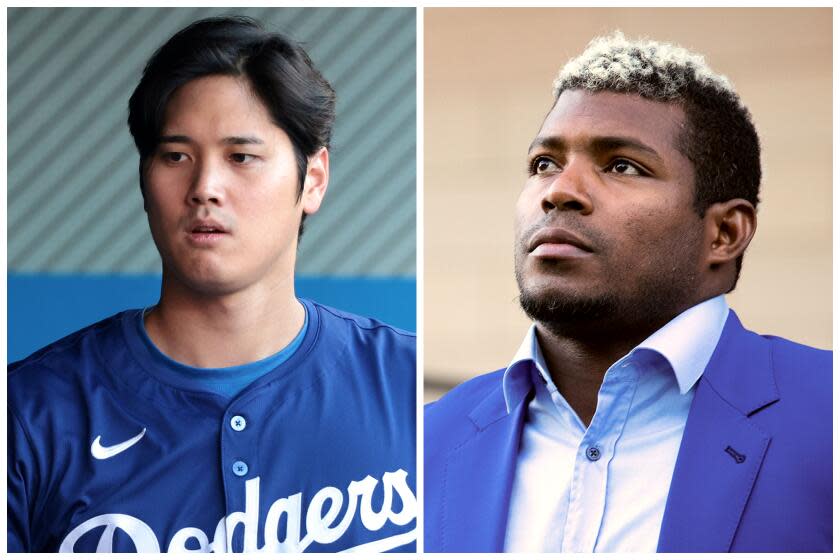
left=527, top=227, right=593, bottom=259
left=186, top=220, right=230, bottom=245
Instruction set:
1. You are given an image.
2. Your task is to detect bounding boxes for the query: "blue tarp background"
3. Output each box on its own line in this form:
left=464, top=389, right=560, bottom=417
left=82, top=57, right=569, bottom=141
left=8, top=274, right=416, bottom=363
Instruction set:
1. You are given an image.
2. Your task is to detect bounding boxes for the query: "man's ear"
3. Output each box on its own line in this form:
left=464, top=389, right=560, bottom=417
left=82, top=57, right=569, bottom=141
left=704, top=198, right=757, bottom=267
left=300, top=147, right=329, bottom=215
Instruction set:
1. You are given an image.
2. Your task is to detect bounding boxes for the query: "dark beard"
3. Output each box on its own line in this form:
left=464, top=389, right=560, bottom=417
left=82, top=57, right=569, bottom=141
left=515, top=261, right=698, bottom=341
left=518, top=283, right=622, bottom=337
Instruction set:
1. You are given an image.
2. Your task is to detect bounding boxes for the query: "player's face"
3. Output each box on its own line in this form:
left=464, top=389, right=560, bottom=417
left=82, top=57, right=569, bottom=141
left=514, top=89, right=706, bottom=331
left=144, top=75, right=327, bottom=296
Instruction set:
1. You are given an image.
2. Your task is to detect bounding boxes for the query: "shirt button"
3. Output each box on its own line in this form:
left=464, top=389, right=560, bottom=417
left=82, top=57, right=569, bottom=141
left=586, top=446, right=601, bottom=461
left=232, top=460, right=248, bottom=477
left=230, top=415, right=247, bottom=431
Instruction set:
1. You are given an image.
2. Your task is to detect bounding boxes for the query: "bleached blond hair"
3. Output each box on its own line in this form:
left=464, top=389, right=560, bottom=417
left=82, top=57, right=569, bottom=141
left=552, top=31, right=737, bottom=103
left=551, top=31, right=761, bottom=292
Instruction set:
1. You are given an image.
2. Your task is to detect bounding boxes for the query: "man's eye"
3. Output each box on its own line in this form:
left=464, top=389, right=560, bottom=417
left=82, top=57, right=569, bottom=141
left=230, top=153, right=256, bottom=164
left=606, top=159, right=643, bottom=176
left=163, top=152, right=188, bottom=163
left=531, top=156, right=559, bottom=175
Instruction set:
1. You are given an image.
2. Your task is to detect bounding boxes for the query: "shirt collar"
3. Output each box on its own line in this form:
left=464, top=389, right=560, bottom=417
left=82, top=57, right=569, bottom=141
left=502, top=323, right=546, bottom=412
left=501, top=295, right=730, bottom=413
left=635, top=295, right=729, bottom=394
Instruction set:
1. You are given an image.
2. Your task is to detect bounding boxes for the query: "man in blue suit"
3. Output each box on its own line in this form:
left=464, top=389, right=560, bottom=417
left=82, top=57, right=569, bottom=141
left=424, top=32, right=832, bottom=553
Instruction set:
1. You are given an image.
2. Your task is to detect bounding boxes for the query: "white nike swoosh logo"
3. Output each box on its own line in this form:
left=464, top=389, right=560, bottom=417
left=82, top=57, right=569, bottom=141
left=91, top=428, right=147, bottom=460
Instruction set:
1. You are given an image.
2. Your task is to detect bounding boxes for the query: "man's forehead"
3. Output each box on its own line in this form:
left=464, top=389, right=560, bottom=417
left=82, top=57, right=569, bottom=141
left=537, top=89, right=686, bottom=150
left=157, top=75, right=284, bottom=143
left=162, top=75, right=272, bottom=125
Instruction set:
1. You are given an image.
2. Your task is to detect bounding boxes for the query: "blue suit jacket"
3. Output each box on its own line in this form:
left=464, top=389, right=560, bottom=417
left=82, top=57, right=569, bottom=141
left=424, top=312, right=832, bottom=552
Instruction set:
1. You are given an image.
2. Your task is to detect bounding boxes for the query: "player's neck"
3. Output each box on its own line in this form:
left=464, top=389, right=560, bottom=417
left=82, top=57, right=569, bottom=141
left=145, top=275, right=305, bottom=369
left=534, top=320, right=665, bottom=427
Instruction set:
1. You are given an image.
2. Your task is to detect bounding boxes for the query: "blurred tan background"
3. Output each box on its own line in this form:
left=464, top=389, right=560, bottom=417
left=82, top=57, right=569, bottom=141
left=424, top=8, right=832, bottom=402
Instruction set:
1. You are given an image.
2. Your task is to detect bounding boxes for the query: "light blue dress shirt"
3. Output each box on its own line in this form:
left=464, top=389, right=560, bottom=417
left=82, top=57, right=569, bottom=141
left=502, top=295, right=730, bottom=552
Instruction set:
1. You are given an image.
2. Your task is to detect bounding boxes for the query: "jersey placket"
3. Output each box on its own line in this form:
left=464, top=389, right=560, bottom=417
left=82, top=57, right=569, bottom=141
left=220, top=405, right=259, bottom=552
left=560, top=360, right=639, bottom=552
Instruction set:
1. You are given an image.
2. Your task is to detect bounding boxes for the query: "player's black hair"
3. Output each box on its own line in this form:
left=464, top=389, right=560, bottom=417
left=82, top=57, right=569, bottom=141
left=128, top=16, right=336, bottom=236
left=676, top=84, right=761, bottom=291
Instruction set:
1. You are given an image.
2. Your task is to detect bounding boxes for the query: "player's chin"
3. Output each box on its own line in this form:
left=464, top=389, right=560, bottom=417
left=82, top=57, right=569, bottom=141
left=519, top=282, right=584, bottom=307
left=193, top=269, right=252, bottom=295
left=517, top=265, right=608, bottom=302
left=517, top=261, right=596, bottom=291
left=167, top=262, right=244, bottom=296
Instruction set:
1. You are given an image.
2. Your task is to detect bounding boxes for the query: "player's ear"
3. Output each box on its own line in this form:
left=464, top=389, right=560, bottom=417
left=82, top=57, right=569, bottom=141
left=300, top=147, right=329, bottom=215
left=704, top=198, right=757, bottom=266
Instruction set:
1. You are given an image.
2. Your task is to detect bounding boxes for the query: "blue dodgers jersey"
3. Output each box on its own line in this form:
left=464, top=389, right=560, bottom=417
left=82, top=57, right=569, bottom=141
left=8, top=299, right=416, bottom=553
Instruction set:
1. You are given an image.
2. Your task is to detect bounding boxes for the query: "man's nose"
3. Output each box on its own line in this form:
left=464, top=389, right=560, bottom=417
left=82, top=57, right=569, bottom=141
left=541, top=160, right=594, bottom=215
left=187, top=159, right=225, bottom=206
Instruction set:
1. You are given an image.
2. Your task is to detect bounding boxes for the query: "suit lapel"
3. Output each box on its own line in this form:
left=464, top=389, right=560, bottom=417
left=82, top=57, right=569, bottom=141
left=440, top=384, right=529, bottom=552
left=658, top=311, right=779, bottom=552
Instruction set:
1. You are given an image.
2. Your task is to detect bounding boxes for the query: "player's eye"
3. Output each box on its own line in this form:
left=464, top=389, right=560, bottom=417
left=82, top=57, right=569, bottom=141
left=230, top=153, right=256, bottom=164
left=606, top=158, right=645, bottom=176
left=530, top=156, right=560, bottom=175
left=162, top=152, right=188, bottom=164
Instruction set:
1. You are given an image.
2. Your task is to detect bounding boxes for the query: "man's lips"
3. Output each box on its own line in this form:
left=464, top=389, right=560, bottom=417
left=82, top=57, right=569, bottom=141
left=527, top=227, right=593, bottom=258
left=186, top=219, right=229, bottom=235
left=185, top=219, right=230, bottom=245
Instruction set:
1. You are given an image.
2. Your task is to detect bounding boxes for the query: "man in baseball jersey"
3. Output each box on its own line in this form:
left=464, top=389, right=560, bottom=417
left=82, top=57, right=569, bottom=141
left=424, top=32, right=831, bottom=552
left=9, top=16, right=416, bottom=553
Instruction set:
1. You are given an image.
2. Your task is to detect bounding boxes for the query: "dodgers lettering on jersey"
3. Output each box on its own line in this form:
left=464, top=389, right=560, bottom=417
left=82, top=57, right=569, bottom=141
left=59, top=471, right=417, bottom=553
left=8, top=299, right=416, bottom=553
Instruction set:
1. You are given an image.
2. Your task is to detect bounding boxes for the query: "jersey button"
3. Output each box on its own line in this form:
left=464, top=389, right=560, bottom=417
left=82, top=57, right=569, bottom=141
left=232, top=460, right=249, bottom=477
left=230, top=415, right=247, bottom=431
left=586, top=446, right=601, bottom=461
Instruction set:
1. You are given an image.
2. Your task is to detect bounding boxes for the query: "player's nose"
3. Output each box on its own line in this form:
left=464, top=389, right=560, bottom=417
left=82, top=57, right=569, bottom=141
left=187, top=158, right=226, bottom=206
left=542, top=158, right=594, bottom=215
